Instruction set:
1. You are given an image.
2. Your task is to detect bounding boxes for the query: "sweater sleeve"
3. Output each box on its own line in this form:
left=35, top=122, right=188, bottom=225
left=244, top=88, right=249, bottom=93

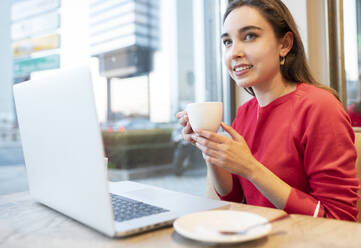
left=284, top=96, right=360, bottom=221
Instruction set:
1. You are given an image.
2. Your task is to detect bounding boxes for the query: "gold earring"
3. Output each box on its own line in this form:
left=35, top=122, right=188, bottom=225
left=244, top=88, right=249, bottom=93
left=280, top=56, right=286, bottom=65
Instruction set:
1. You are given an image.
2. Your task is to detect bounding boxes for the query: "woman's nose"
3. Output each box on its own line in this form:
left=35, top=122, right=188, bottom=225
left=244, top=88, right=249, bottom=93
left=230, top=42, right=245, bottom=59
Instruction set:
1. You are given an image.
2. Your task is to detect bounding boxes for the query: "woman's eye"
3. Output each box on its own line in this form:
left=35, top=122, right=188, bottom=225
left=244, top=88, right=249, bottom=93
left=223, top=39, right=232, bottom=47
left=244, top=33, right=257, bottom=41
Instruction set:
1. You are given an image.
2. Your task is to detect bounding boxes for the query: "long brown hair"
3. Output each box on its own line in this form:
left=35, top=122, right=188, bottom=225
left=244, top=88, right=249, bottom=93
left=224, top=0, right=339, bottom=99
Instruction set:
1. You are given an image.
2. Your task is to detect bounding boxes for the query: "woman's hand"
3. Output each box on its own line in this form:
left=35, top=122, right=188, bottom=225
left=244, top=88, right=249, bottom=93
left=175, top=111, right=196, bottom=144
left=193, top=121, right=292, bottom=209
left=176, top=112, right=234, bottom=196
left=192, top=122, right=259, bottom=179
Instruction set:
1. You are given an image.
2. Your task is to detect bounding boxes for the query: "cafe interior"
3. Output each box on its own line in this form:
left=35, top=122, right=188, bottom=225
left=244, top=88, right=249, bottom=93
left=1, top=0, right=361, bottom=247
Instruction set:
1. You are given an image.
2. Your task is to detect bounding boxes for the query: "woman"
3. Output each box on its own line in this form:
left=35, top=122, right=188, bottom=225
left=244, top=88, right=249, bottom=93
left=176, top=0, right=360, bottom=221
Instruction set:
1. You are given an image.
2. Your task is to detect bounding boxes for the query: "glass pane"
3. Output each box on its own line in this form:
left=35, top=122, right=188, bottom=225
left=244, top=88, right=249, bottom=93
left=344, top=0, right=361, bottom=127
left=0, top=0, right=224, bottom=197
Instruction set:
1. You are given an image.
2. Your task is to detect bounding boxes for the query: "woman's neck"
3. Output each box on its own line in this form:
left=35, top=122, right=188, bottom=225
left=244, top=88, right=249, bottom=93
left=252, top=75, right=297, bottom=107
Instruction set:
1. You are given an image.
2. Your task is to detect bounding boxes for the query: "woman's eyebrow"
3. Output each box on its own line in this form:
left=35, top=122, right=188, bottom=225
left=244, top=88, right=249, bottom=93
left=221, top=25, right=262, bottom=39
left=220, top=32, right=229, bottom=39
left=238, top=25, right=262, bottom=33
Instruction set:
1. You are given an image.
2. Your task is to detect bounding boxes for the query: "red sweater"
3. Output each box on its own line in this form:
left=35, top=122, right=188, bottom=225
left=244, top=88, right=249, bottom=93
left=219, top=83, right=360, bottom=221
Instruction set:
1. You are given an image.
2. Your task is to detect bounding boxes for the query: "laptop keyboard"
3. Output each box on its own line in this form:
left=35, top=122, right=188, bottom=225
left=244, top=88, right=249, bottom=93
left=110, top=193, right=169, bottom=222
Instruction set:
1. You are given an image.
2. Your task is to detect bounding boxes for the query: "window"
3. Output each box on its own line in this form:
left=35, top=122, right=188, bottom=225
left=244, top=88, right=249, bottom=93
left=0, top=0, right=226, bottom=197
left=344, top=0, right=361, bottom=127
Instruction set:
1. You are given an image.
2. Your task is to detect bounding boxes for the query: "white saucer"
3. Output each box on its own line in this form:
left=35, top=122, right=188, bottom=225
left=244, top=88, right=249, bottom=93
left=173, top=210, right=271, bottom=244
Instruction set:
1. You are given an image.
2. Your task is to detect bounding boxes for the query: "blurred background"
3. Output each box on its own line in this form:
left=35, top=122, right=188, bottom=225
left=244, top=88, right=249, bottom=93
left=1, top=0, right=360, bottom=197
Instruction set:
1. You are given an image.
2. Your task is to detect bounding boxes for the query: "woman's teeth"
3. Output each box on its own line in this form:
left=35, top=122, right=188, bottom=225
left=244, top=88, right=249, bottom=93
left=235, top=65, right=252, bottom=72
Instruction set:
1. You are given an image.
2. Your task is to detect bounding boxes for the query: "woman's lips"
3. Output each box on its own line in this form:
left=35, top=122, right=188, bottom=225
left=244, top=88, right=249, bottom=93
left=233, top=65, right=253, bottom=77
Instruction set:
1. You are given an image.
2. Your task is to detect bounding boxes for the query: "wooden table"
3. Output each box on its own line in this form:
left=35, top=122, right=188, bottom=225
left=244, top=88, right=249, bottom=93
left=1, top=192, right=361, bottom=248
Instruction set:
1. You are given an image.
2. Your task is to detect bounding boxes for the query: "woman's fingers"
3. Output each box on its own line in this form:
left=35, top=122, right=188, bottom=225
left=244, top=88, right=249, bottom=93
left=196, top=142, right=222, bottom=158
left=175, top=111, right=186, bottom=119
left=176, top=111, right=198, bottom=145
left=220, top=122, right=243, bottom=142
left=176, top=111, right=197, bottom=144
left=183, top=121, right=193, bottom=134
left=182, top=122, right=195, bottom=143
left=176, top=111, right=189, bottom=127
left=202, top=153, right=225, bottom=168
left=192, top=134, right=220, bottom=150
left=195, top=129, right=230, bottom=144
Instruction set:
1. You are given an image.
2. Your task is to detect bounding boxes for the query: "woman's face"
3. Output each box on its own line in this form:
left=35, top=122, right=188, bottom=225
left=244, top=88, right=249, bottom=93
left=222, top=6, right=284, bottom=89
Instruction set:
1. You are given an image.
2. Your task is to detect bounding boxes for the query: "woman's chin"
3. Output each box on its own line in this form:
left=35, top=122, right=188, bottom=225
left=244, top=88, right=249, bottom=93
left=235, top=80, right=254, bottom=89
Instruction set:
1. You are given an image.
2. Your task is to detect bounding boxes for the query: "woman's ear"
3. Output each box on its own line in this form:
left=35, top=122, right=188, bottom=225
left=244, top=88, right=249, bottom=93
left=279, top=32, right=294, bottom=57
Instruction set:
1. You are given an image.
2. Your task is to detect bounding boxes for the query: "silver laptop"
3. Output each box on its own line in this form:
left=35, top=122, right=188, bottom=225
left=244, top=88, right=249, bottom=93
left=13, top=65, right=227, bottom=237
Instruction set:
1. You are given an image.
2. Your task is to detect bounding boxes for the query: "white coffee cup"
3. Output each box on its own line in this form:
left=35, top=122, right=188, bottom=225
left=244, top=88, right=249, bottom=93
left=186, top=102, right=223, bottom=132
